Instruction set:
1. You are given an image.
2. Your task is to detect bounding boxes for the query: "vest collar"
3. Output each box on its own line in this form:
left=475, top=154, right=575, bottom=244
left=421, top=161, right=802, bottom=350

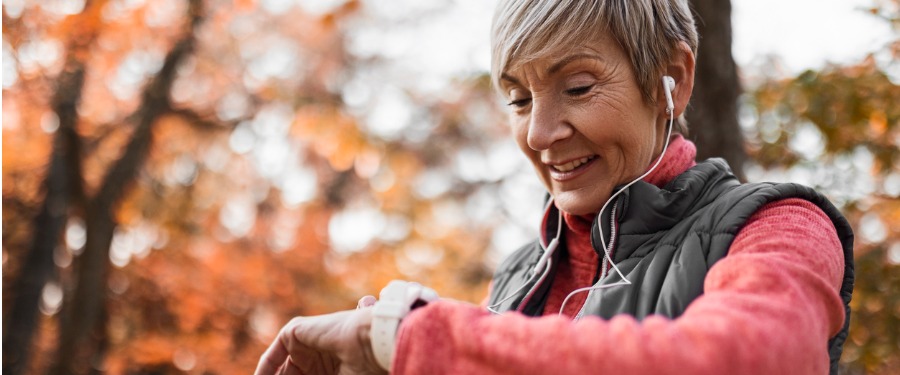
left=591, top=159, right=740, bottom=262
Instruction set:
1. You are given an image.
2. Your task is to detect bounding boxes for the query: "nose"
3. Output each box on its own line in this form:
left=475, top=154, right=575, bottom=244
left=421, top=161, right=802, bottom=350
left=526, top=99, right=573, bottom=151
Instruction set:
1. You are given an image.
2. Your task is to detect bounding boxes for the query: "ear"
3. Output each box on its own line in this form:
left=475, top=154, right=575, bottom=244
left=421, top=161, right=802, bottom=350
left=661, top=41, right=695, bottom=118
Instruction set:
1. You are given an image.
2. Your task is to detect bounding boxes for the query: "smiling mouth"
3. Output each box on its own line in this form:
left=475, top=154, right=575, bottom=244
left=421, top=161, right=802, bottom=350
left=551, top=155, right=597, bottom=173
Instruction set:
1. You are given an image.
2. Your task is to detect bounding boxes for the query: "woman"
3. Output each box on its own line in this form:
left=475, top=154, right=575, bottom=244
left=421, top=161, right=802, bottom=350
left=256, top=1, right=854, bottom=374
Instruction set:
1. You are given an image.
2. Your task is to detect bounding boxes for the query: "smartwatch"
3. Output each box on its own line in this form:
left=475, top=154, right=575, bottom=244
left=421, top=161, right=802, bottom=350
left=369, top=280, right=439, bottom=370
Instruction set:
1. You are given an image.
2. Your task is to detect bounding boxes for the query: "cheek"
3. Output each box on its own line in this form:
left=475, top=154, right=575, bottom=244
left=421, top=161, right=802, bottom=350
left=510, top=118, right=550, bottom=182
left=582, top=94, right=656, bottom=155
left=513, top=130, right=542, bottom=169
left=510, top=116, right=534, bottom=155
left=623, top=111, right=660, bottom=156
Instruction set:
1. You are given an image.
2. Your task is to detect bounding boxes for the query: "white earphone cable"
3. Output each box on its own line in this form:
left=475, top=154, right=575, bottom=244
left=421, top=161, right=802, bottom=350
left=489, top=77, right=677, bottom=317
left=558, top=103, right=676, bottom=316
left=487, top=200, right=563, bottom=314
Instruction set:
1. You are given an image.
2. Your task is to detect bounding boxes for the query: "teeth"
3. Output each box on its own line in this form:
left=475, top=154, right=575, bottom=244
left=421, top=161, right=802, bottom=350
left=555, top=156, right=593, bottom=172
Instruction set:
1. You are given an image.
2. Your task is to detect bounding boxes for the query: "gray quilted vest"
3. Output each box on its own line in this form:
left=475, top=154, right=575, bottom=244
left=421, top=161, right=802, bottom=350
left=487, top=159, right=854, bottom=374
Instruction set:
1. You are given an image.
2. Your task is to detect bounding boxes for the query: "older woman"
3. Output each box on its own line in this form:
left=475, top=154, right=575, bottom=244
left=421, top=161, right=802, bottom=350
left=256, top=1, right=854, bottom=374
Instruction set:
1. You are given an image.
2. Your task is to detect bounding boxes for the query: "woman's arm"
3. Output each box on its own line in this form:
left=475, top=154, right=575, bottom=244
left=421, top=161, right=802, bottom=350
left=392, top=198, right=846, bottom=375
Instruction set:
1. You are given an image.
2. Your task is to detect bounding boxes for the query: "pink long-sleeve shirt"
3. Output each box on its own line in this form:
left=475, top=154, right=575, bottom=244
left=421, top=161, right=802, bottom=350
left=392, top=136, right=846, bottom=375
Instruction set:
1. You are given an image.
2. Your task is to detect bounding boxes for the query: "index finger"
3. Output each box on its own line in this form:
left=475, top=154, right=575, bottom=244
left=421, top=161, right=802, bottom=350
left=254, top=329, right=290, bottom=375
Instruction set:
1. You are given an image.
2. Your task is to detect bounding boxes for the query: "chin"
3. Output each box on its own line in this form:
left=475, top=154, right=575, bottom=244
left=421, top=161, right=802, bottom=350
left=552, top=191, right=604, bottom=216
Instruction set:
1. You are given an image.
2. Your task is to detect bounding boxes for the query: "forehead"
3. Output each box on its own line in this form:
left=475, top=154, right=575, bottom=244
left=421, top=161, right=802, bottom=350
left=501, top=33, right=625, bottom=84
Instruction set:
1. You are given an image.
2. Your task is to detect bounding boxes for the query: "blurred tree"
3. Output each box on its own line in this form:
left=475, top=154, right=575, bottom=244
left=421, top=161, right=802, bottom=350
left=688, top=0, right=746, bottom=180
left=50, top=1, right=205, bottom=373
left=3, top=1, right=506, bottom=373
left=744, top=1, right=900, bottom=373
left=2, top=0, right=898, bottom=374
left=1, top=1, right=93, bottom=372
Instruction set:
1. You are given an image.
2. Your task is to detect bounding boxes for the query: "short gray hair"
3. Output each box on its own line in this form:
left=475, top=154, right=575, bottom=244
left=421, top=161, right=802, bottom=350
left=491, top=0, right=698, bottom=133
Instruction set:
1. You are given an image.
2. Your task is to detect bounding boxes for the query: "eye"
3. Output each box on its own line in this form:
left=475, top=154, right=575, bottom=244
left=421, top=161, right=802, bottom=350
left=506, top=87, right=531, bottom=108
left=507, top=97, right=532, bottom=108
left=565, top=84, right=594, bottom=96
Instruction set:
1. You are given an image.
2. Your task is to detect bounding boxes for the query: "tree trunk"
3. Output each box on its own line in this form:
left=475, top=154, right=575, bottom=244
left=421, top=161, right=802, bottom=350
left=2, top=14, right=93, bottom=375
left=687, top=0, right=746, bottom=180
left=50, top=1, right=205, bottom=373
left=2, top=68, right=85, bottom=375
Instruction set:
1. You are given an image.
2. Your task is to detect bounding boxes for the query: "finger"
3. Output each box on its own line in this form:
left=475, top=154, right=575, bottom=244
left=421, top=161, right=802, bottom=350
left=274, top=360, right=288, bottom=375
left=255, top=328, right=292, bottom=375
left=292, top=343, right=340, bottom=375
left=282, top=358, right=303, bottom=375
left=357, top=295, right=377, bottom=309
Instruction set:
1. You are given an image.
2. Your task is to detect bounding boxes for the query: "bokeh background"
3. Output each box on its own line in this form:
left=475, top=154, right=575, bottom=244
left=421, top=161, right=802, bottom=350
left=2, top=0, right=898, bottom=374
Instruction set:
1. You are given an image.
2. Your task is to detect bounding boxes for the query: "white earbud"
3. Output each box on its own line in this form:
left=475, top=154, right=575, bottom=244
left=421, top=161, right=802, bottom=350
left=493, top=77, right=678, bottom=316
left=557, top=76, right=680, bottom=317
left=662, top=75, right=675, bottom=115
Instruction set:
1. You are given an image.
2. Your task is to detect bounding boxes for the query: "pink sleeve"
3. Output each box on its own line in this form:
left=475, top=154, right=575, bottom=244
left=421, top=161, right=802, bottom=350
left=391, top=198, right=846, bottom=375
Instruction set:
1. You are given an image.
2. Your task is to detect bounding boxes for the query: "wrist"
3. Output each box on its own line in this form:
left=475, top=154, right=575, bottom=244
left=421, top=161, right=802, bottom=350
left=369, top=281, right=439, bottom=371
left=355, top=308, right=387, bottom=374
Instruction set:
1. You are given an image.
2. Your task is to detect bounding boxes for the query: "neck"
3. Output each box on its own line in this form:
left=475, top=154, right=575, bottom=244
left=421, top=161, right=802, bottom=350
left=560, top=134, right=696, bottom=226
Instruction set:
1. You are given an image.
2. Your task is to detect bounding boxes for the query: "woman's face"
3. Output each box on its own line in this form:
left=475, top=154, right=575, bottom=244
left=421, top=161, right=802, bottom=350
left=500, top=33, right=667, bottom=215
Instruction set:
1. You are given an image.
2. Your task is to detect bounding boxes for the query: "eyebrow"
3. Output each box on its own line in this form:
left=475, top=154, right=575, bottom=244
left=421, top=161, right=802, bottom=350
left=548, top=53, right=604, bottom=74
left=500, top=73, right=521, bottom=86
left=500, top=53, right=606, bottom=87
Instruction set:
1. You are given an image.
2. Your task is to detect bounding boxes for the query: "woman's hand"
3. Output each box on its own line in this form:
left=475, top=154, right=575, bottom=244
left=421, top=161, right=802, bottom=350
left=254, top=301, right=386, bottom=375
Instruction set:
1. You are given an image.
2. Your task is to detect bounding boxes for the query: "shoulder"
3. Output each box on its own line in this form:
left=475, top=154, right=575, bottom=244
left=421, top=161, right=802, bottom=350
left=702, top=181, right=848, bottom=238
left=736, top=196, right=841, bottom=245
left=746, top=197, right=834, bottom=225
left=730, top=197, right=845, bottom=289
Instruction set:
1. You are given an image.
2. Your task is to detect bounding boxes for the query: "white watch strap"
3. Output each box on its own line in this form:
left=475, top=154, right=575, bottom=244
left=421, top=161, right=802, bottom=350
left=371, top=281, right=410, bottom=371
left=369, top=280, right=440, bottom=371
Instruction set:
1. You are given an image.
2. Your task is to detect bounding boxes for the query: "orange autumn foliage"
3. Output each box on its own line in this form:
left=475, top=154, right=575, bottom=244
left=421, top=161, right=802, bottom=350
left=3, top=1, right=899, bottom=374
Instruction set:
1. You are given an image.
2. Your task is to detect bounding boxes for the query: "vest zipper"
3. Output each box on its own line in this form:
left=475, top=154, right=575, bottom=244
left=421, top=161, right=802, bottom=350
left=575, top=200, right=618, bottom=320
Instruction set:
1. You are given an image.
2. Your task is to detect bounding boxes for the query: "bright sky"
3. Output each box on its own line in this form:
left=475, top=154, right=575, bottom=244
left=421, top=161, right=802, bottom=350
left=732, top=0, right=894, bottom=74
left=336, top=0, right=897, bottom=255
left=352, top=0, right=895, bottom=93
